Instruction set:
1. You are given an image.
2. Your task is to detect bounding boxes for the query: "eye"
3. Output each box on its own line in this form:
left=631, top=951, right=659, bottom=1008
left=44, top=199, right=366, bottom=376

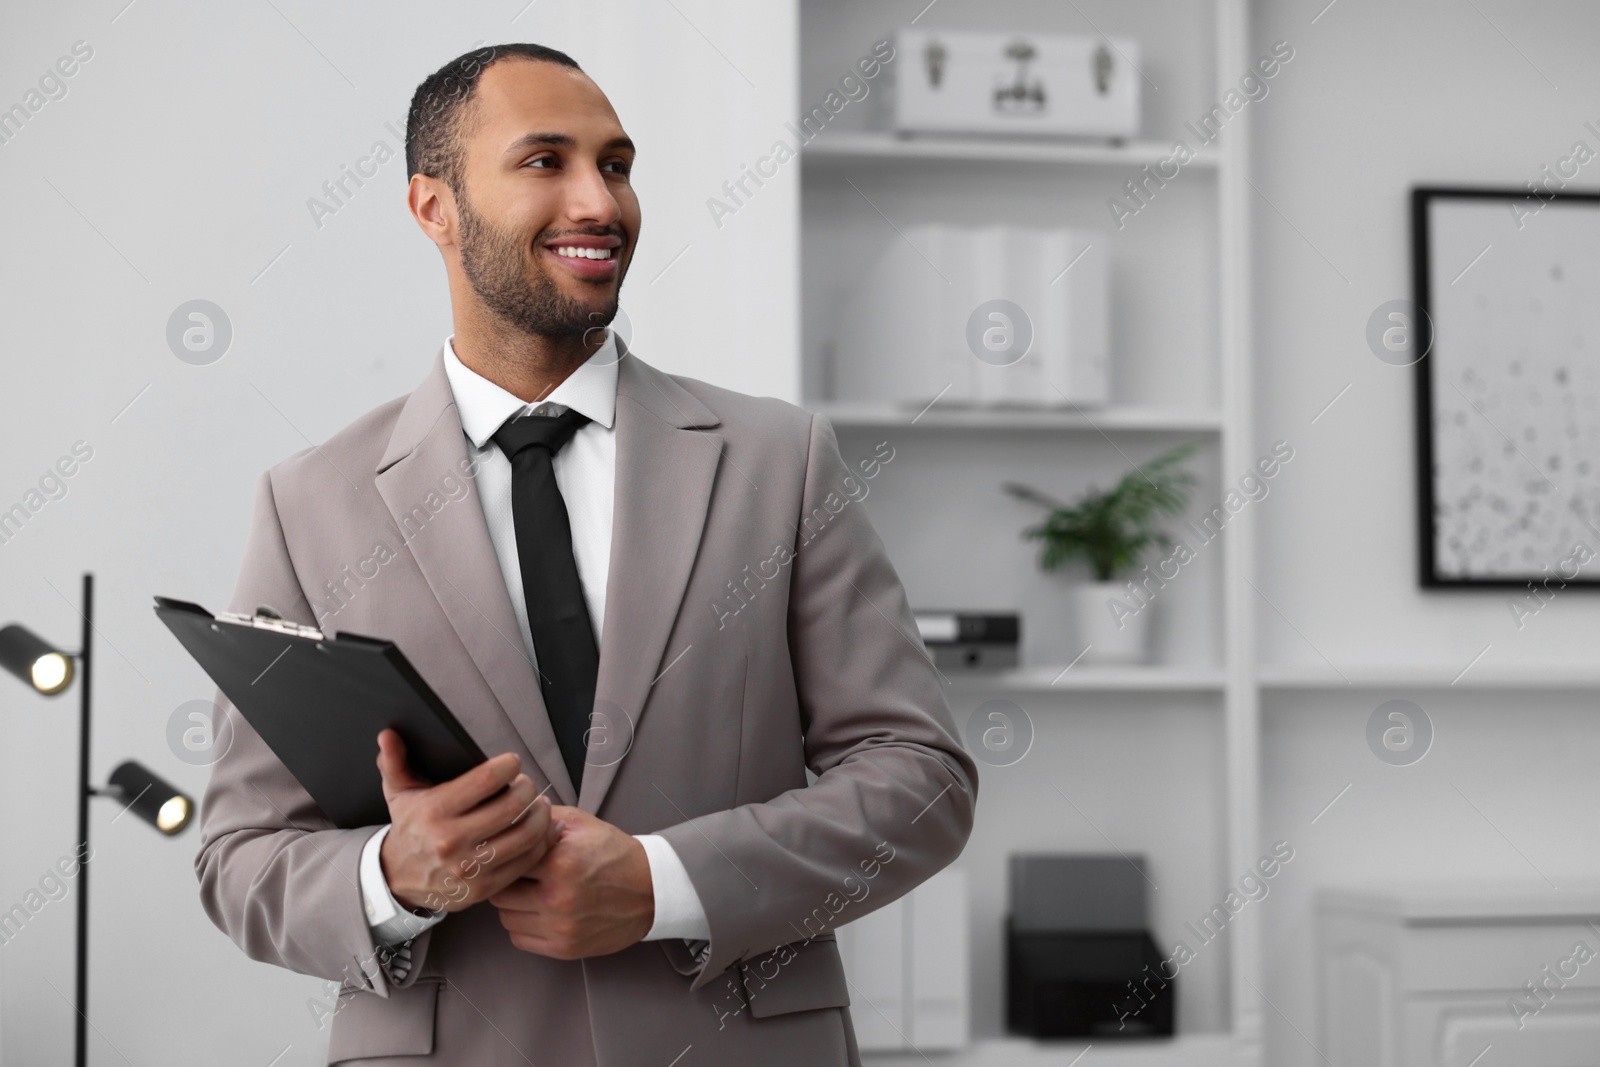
left=525, top=154, right=558, bottom=169
left=602, top=159, right=632, bottom=176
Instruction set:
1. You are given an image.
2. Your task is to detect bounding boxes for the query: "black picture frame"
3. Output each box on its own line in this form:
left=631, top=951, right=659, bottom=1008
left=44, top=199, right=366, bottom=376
left=1413, top=184, right=1600, bottom=588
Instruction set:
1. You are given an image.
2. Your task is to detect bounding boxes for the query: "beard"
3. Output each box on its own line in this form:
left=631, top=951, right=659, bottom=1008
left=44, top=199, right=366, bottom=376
left=455, top=186, right=623, bottom=341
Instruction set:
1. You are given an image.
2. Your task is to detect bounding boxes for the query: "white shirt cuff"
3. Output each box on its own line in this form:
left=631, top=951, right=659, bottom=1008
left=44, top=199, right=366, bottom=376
left=360, top=825, right=446, bottom=946
left=635, top=833, right=710, bottom=941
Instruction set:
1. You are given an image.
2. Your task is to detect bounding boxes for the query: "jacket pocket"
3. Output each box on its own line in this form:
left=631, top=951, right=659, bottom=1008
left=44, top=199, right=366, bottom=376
left=326, top=978, right=440, bottom=1062
left=739, top=935, right=850, bottom=1018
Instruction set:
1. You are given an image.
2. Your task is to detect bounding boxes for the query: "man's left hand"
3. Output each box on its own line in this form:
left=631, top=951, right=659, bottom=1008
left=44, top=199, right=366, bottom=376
left=489, top=805, right=655, bottom=959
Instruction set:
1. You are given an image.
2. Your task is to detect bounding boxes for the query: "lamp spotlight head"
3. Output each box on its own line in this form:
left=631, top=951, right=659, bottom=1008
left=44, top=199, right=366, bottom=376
left=108, top=761, right=194, bottom=836
left=0, top=624, right=74, bottom=696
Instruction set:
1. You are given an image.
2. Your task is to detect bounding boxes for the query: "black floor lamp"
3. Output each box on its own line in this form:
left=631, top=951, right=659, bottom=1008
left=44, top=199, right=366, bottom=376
left=1, top=573, right=195, bottom=1067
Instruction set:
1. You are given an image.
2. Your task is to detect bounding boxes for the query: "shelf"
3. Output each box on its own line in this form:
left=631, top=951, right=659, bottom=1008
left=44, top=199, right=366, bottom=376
left=1259, top=663, right=1600, bottom=690
left=803, top=130, right=1218, bottom=170
left=817, top=402, right=1223, bottom=433
left=947, top=665, right=1225, bottom=693
left=863, top=1034, right=1235, bottom=1067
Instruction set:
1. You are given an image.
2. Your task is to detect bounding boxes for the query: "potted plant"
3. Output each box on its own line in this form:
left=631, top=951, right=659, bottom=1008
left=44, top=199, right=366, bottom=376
left=1003, top=443, right=1199, bottom=664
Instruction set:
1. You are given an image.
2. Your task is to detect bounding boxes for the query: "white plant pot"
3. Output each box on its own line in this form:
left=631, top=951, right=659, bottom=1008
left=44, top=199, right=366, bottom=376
left=1069, top=579, right=1152, bottom=665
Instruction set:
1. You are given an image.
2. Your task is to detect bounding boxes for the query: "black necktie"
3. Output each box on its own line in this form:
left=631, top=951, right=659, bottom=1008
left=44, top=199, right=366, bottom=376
left=492, top=408, right=598, bottom=794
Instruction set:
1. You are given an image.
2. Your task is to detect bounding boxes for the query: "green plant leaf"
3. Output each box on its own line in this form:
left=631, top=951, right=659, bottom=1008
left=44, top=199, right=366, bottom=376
left=1002, top=442, right=1202, bottom=582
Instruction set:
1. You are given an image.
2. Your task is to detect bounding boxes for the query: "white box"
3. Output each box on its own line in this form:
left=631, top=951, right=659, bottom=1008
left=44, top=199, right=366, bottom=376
left=836, top=869, right=969, bottom=1053
left=835, top=896, right=906, bottom=1050
left=832, top=223, right=1109, bottom=408
left=908, top=867, right=969, bottom=1049
left=877, top=27, right=1141, bottom=140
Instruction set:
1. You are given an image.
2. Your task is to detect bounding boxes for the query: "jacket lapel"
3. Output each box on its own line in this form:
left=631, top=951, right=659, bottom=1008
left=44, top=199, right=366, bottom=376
left=580, top=341, right=723, bottom=814
left=373, top=348, right=578, bottom=804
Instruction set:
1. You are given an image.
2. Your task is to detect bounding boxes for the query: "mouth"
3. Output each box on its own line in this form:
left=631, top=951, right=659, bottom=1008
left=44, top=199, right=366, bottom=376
left=543, top=237, right=622, bottom=280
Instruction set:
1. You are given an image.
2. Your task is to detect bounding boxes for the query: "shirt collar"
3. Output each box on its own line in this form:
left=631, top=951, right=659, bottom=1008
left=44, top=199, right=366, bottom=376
left=442, top=330, right=619, bottom=449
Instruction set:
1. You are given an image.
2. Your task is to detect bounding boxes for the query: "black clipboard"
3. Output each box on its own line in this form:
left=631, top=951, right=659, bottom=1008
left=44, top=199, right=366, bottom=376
left=155, top=596, right=488, bottom=828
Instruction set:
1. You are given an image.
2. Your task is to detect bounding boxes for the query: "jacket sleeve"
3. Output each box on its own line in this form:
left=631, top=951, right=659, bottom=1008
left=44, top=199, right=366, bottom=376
left=657, top=414, right=978, bottom=991
left=192, top=468, right=436, bottom=998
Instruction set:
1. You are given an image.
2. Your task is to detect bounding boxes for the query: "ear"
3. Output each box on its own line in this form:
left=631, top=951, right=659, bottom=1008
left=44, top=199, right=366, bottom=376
left=408, top=173, right=457, bottom=248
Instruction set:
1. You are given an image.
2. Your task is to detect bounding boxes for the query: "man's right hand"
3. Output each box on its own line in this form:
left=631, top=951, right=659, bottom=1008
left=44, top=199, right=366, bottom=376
left=375, top=728, right=557, bottom=915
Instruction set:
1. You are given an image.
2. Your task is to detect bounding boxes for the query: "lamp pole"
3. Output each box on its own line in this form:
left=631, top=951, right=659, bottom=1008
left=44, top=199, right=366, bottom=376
left=75, top=572, right=92, bottom=1067
left=1, top=573, right=192, bottom=1065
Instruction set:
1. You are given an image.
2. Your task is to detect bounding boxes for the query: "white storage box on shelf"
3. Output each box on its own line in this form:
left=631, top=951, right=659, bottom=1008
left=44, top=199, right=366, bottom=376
left=874, top=26, right=1141, bottom=140
left=831, top=223, right=1109, bottom=409
left=836, top=866, right=969, bottom=1052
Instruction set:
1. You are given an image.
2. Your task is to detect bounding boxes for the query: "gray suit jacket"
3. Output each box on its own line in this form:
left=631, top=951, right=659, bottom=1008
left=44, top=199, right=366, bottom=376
left=194, top=341, right=977, bottom=1065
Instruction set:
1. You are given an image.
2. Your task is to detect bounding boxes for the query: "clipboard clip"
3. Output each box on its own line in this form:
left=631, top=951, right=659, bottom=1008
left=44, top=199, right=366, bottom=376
left=216, top=604, right=325, bottom=641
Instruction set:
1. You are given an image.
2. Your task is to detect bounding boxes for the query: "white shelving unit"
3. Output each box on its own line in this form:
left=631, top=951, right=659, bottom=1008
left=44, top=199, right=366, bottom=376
left=797, top=2, right=1260, bottom=1065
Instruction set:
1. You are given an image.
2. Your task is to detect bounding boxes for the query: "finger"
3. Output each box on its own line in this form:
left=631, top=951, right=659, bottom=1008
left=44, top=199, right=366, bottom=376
left=509, top=785, right=558, bottom=827
left=431, top=751, right=522, bottom=818
left=446, top=798, right=549, bottom=888
left=489, top=876, right=551, bottom=914
left=452, top=774, right=544, bottom=846
left=515, top=829, right=564, bottom=883
left=472, top=802, right=557, bottom=876
left=483, top=870, right=542, bottom=909
left=509, top=931, right=578, bottom=961
left=502, top=792, right=554, bottom=841
left=376, top=729, right=432, bottom=801
left=547, top=804, right=588, bottom=826
left=508, top=931, right=549, bottom=956
left=471, top=843, right=565, bottom=910
left=498, top=907, right=554, bottom=942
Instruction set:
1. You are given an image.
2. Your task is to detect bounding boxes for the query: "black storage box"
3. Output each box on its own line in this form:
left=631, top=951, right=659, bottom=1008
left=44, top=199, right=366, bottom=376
left=1005, top=921, right=1176, bottom=1038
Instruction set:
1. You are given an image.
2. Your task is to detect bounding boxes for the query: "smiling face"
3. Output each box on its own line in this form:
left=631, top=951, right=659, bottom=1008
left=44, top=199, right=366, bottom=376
left=442, top=58, right=639, bottom=342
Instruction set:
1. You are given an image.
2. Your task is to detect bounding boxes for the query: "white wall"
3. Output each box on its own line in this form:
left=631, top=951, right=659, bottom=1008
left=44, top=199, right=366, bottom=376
left=1250, top=1, right=1600, bottom=1064
left=1251, top=0, right=1600, bottom=670
left=0, top=1, right=795, bottom=1063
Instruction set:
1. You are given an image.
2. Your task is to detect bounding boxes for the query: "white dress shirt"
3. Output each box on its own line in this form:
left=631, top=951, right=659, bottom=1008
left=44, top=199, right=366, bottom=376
left=359, top=332, right=710, bottom=947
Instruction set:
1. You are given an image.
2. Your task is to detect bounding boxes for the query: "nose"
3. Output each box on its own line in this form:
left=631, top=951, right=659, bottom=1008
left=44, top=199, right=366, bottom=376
left=562, top=163, right=622, bottom=232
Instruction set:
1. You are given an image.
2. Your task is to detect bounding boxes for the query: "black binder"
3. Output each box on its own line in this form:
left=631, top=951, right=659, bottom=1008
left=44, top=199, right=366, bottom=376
left=154, top=596, right=488, bottom=828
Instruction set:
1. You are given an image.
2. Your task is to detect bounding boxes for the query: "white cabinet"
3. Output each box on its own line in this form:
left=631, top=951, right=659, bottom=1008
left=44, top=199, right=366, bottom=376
left=1317, top=883, right=1600, bottom=1067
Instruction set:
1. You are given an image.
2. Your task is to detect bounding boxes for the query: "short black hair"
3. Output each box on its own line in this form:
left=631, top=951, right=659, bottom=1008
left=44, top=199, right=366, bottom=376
left=405, top=43, right=583, bottom=195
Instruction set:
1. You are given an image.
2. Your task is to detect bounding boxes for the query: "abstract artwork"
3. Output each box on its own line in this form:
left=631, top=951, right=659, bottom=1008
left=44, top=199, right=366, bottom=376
left=1413, top=186, right=1600, bottom=586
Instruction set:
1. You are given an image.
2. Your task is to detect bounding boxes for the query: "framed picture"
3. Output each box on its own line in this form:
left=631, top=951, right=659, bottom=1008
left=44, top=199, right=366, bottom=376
left=1412, top=185, right=1600, bottom=587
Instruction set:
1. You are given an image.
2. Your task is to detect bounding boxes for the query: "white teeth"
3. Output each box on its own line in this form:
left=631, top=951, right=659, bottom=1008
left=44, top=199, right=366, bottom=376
left=554, top=245, right=613, bottom=260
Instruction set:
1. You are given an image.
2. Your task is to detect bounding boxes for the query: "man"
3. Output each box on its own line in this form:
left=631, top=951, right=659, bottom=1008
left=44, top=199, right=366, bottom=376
left=195, top=42, right=976, bottom=1065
